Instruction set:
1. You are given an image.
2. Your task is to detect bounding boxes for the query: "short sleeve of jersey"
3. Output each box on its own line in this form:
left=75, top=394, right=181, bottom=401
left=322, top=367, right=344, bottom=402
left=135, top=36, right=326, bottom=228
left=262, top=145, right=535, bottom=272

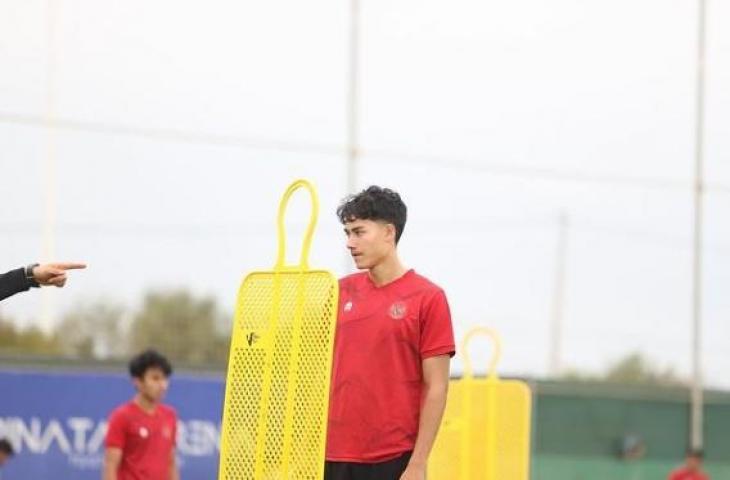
left=105, top=408, right=127, bottom=449
left=419, top=289, right=456, bottom=359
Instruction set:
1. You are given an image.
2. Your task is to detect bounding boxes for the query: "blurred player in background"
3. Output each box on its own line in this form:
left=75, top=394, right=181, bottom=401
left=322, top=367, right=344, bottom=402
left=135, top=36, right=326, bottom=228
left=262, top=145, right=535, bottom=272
left=668, top=449, right=710, bottom=480
left=103, top=350, right=179, bottom=480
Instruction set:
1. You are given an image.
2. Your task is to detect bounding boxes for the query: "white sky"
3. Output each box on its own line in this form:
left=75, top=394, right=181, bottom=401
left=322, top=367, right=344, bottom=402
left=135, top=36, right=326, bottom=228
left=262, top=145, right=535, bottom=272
left=1, top=0, right=729, bottom=386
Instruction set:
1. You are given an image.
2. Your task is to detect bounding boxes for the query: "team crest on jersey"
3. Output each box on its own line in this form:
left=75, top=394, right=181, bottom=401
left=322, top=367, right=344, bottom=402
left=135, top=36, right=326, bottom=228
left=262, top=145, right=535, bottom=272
left=344, top=301, right=353, bottom=312
left=139, top=427, right=149, bottom=438
left=389, top=302, right=407, bottom=320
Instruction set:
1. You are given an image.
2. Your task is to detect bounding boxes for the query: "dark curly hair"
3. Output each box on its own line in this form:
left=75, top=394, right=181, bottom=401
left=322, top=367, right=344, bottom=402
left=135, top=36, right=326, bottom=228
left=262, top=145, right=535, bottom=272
left=0, top=438, right=14, bottom=457
left=129, top=349, right=173, bottom=378
left=337, top=186, right=407, bottom=244
left=686, top=448, right=704, bottom=459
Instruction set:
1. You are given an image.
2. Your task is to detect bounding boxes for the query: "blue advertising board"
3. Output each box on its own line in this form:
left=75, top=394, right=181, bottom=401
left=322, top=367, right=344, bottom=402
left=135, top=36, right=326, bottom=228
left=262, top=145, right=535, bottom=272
left=0, top=369, right=224, bottom=479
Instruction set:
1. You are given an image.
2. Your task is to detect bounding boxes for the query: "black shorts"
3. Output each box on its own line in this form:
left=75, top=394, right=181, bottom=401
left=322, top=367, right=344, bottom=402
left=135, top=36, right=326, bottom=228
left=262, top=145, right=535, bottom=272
left=324, top=452, right=412, bottom=480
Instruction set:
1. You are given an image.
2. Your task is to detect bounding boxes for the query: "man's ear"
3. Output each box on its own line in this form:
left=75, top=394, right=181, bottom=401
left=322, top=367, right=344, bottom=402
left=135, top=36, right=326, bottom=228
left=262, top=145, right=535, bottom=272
left=385, top=223, right=397, bottom=244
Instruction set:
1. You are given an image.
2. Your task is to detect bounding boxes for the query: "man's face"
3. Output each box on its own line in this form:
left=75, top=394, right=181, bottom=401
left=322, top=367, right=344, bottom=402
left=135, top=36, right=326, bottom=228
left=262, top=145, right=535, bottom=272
left=686, top=455, right=702, bottom=471
left=0, top=451, right=9, bottom=467
left=133, top=367, right=169, bottom=403
left=343, top=218, right=395, bottom=270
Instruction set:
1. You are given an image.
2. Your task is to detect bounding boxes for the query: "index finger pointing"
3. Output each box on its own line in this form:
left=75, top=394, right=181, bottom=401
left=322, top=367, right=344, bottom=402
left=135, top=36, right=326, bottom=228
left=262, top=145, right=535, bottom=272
left=52, top=263, right=87, bottom=271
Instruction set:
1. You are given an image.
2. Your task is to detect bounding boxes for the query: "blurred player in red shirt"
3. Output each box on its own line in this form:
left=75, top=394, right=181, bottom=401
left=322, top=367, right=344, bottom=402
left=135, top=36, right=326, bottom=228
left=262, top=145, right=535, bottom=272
left=668, top=449, right=710, bottom=480
left=103, top=350, right=179, bottom=480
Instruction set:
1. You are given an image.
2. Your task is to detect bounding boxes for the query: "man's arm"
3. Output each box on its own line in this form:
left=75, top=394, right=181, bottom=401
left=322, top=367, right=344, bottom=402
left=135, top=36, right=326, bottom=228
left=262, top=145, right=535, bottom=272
left=0, top=262, right=86, bottom=302
left=400, top=354, right=451, bottom=480
left=169, top=449, right=180, bottom=480
left=102, top=447, right=122, bottom=480
left=0, top=268, right=31, bottom=301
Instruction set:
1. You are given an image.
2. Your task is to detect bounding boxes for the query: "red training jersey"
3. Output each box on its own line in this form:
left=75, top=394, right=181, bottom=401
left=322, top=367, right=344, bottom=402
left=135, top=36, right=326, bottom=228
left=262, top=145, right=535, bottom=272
left=326, top=269, right=455, bottom=462
left=669, top=468, right=709, bottom=480
left=105, top=401, right=177, bottom=480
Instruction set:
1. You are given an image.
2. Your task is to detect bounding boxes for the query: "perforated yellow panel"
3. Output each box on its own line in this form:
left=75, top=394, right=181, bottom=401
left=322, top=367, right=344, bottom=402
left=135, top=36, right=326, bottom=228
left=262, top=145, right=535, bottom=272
left=428, top=328, right=532, bottom=480
left=218, top=180, right=338, bottom=480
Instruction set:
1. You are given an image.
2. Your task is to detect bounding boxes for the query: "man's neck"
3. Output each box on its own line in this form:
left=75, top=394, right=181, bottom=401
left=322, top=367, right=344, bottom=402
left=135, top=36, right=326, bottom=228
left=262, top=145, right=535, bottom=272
left=368, top=254, right=407, bottom=287
left=134, top=394, right=158, bottom=414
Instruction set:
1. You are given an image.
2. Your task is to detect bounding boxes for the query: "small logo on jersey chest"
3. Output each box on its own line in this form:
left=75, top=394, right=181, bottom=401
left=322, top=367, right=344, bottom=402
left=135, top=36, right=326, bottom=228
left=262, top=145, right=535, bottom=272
left=389, top=302, right=407, bottom=320
left=344, top=301, right=353, bottom=312
left=139, top=427, right=149, bottom=438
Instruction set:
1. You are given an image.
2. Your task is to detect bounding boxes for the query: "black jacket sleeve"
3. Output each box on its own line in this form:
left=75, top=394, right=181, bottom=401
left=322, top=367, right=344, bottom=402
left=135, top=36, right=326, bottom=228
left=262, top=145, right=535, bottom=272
left=0, top=267, right=33, bottom=302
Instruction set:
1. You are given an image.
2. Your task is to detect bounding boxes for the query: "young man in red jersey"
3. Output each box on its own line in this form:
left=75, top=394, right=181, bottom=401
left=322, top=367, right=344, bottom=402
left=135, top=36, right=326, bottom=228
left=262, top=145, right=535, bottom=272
left=103, top=350, right=179, bottom=480
left=668, top=449, right=710, bottom=480
left=325, top=186, right=455, bottom=480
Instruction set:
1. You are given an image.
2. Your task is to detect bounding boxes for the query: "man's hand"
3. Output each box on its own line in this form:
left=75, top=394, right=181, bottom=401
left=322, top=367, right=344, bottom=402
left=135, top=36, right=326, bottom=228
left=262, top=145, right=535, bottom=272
left=399, top=462, right=426, bottom=480
left=32, top=262, right=86, bottom=287
left=401, top=354, right=450, bottom=480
